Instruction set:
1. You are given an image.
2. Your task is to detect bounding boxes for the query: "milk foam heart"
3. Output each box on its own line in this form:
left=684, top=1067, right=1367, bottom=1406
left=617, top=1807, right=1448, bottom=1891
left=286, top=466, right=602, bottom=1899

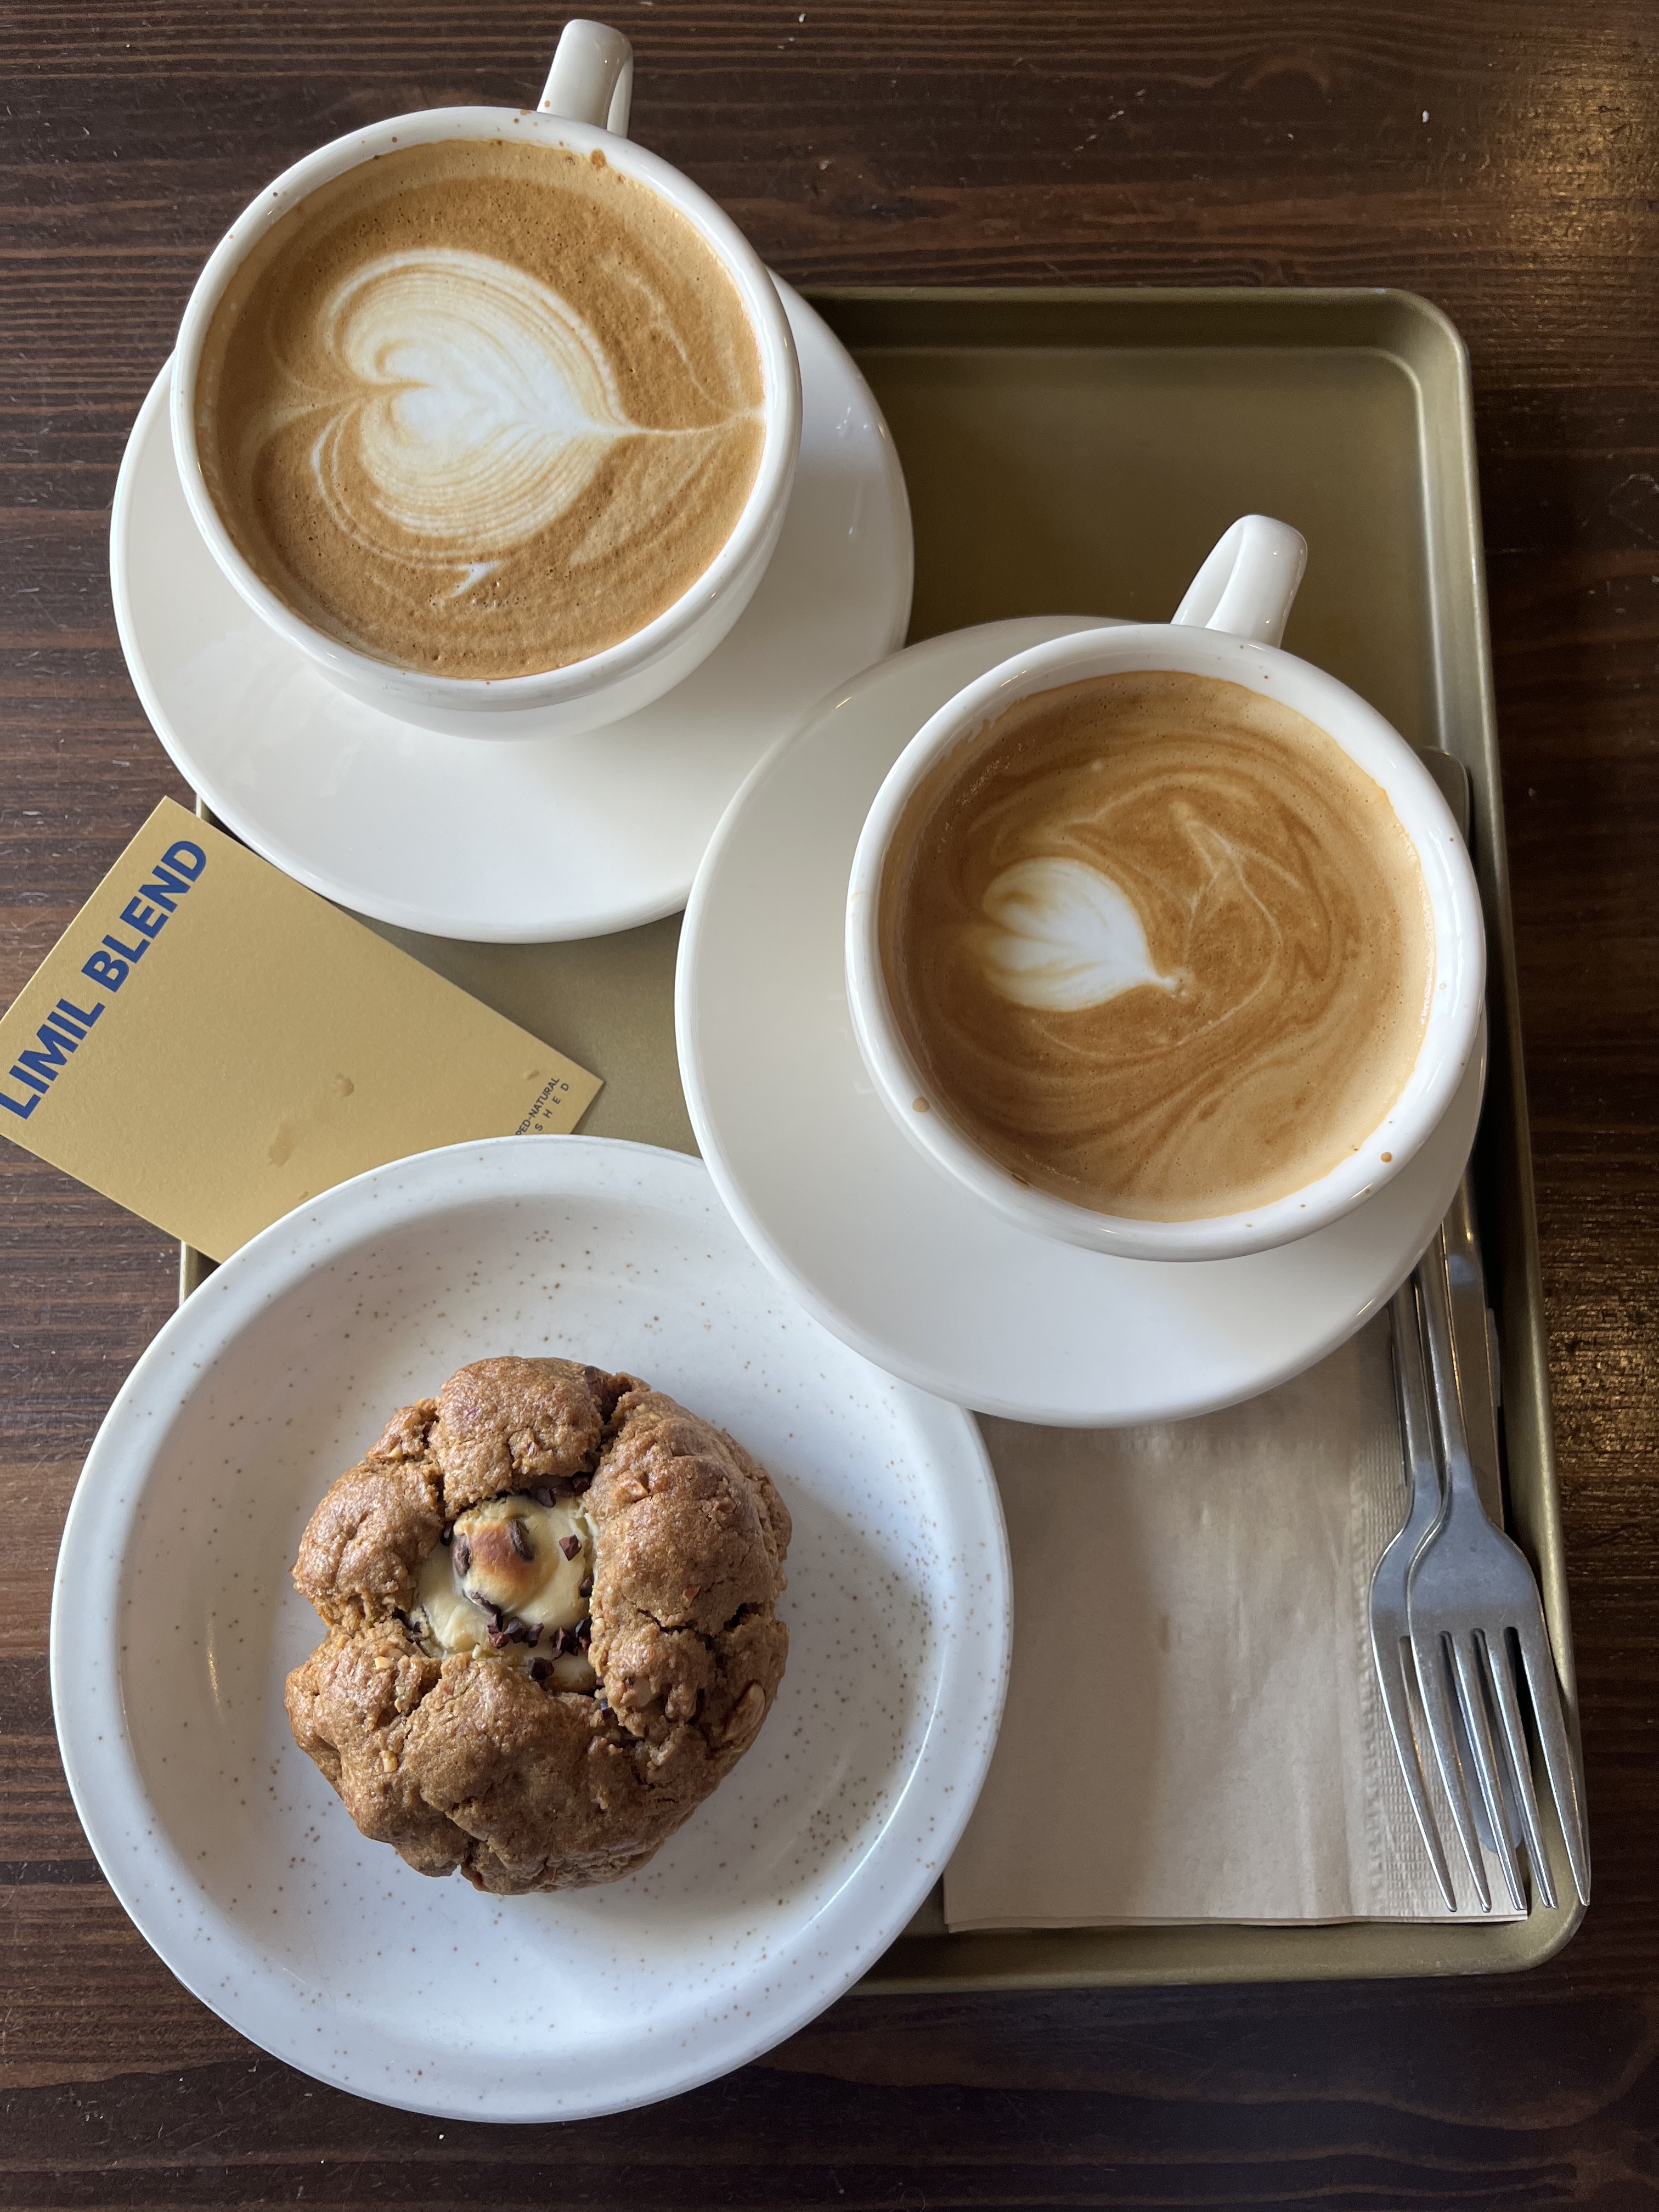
left=973, top=858, right=1180, bottom=1011
left=195, top=138, right=767, bottom=679
left=315, top=249, right=640, bottom=566
left=307, top=248, right=755, bottom=579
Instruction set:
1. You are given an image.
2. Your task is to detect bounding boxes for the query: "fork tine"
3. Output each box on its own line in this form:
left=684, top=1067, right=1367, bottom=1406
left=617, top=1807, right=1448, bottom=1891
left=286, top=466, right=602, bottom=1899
left=1373, top=1630, right=1458, bottom=1911
left=1513, top=1610, right=1593, bottom=1904
left=1389, top=1277, right=1487, bottom=1911
left=1414, top=1629, right=1492, bottom=1911
left=1449, top=1629, right=1526, bottom=1911
left=1483, top=1627, right=1557, bottom=1910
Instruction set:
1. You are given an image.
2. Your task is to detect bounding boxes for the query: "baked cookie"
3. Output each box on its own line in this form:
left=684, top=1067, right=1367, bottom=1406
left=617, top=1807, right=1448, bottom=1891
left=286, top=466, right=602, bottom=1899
left=285, top=1356, right=791, bottom=1894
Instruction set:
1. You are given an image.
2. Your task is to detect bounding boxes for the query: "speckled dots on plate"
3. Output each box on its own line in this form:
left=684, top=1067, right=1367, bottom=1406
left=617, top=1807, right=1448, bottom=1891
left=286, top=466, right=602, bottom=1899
left=51, top=1137, right=1009, bottom=2121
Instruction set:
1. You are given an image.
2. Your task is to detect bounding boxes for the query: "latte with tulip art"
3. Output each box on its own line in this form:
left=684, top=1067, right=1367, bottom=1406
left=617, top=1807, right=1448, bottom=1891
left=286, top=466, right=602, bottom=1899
left=193, top=138, right=765, bottom=679
left=878, top=670, right=1435, bottom=1221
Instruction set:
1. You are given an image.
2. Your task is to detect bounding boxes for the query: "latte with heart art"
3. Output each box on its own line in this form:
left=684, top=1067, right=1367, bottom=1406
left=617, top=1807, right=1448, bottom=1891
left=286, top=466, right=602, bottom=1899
left=878, top=670, right=1434, bottom=1221
left=194, top=139, right=766, bottom=678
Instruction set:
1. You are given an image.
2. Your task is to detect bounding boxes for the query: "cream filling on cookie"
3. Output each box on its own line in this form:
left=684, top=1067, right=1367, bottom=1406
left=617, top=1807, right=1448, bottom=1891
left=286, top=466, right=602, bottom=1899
left=411, top=1491, right=597, bottom=1690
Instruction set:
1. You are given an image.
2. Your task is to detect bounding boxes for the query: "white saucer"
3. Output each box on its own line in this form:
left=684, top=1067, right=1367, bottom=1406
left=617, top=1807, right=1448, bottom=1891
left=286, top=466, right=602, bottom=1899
left=676, top=619, right=1487, bottom=1426
left=109, top=283, right=912, bottom=943
left=51, top=1137, right=1008, bottom=2121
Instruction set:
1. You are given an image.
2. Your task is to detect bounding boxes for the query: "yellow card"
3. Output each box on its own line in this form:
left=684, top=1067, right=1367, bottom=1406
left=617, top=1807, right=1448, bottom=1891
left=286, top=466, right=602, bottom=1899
left=0, top=799, right=601, bottom=1260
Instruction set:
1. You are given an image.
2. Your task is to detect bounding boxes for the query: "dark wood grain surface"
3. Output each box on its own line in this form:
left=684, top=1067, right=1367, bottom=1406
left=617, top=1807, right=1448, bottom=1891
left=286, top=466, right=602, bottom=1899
left=3, top=3, right=1656, bottom=2203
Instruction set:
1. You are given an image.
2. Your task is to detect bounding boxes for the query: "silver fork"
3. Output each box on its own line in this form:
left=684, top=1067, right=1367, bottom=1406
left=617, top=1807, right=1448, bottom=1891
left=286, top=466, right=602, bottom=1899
left=1370, top=1277, right=1461, bottom=1911
left=1406, top=1229, right=1592, bottom=1911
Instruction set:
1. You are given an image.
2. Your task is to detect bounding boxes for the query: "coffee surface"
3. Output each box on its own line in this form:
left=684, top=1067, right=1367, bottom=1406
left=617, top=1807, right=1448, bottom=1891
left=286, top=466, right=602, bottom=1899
left=195, top=138, right=766, bottom=679
left=879, top=671, right=1433, bottom=1220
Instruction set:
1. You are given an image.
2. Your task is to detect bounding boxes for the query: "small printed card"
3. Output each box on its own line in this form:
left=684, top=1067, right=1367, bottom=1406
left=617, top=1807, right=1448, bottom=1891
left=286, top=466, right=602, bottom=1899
left=0, top=798, right=601, bottom=1260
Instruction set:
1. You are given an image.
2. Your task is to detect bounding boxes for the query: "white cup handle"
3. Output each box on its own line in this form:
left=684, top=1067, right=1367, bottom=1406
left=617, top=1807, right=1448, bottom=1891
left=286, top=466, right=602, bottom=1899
left=1172, top=515, right=1307, bottom=647
left=539, top=19, right=634, bottom=136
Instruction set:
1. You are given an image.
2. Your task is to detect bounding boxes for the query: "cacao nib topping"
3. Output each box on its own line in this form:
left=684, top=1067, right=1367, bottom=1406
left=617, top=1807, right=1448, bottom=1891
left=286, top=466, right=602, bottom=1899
left=558, top=1534, right=581, bottom=1561
left=532, top=1486, right=557, bottom=1508
left=530, top=1658, right=552, bottom=1684
left=579, top=1574, right=593, bottom=1599
left=453, top=1535, right=472, bottom=1576
left=509, top=1517, right=533, bottom=1560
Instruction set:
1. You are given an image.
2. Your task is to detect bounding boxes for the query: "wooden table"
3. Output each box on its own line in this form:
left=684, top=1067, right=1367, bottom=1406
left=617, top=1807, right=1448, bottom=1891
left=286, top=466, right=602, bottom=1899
left=3, top=3, right=1655, bottom=2200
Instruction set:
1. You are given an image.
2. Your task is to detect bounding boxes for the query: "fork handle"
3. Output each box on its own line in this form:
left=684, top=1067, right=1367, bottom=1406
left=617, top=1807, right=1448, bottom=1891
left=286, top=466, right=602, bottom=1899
left=1418, top=1229, right=1485, bottom=1517
left=1390, top=1281, right=1444, bottom=1527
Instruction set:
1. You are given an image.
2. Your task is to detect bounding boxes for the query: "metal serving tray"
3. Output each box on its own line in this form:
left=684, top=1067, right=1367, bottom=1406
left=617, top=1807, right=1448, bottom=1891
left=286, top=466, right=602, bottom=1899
left=182, top=287, right=1581, bottom=1987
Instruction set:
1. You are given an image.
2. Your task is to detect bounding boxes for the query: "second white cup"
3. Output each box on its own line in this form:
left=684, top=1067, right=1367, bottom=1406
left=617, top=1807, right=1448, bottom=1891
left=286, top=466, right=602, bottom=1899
left=845, top=516, right=1487, bottom=1263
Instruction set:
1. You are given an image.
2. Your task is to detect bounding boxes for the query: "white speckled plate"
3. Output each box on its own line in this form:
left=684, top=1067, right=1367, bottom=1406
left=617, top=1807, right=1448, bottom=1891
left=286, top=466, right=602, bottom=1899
left=50, top=1138, right=1008, bottom=2121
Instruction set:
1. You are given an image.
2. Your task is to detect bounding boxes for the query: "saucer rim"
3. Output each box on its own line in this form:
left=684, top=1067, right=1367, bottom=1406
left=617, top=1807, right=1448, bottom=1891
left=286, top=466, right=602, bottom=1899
left=109, top=281, right=912, bottom=944
left=676, top=618, right=1486, bottom=1427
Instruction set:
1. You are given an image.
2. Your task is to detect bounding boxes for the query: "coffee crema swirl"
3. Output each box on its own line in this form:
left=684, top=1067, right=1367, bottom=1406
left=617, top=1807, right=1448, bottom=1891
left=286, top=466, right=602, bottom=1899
left=879, top=672, right=1434, bottom=1221
left=195, top=138, right=765, bottom=679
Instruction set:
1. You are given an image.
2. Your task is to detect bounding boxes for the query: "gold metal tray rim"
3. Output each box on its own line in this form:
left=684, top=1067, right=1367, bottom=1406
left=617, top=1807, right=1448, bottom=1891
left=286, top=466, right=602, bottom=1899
left=180, top=283, right=1582, bottom=1991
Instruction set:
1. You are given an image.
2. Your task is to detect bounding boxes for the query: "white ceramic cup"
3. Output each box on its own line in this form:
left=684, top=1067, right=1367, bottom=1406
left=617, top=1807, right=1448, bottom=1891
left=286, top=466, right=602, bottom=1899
left=845, top=515, right=1487, bottom=1262
left=168, top=19, right=802, bottom=741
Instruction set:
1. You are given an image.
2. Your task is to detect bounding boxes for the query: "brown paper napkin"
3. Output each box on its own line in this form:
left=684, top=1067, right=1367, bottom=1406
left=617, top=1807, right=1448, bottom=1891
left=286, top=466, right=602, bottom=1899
left=945, top=1314, right=1521, bottom=1927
